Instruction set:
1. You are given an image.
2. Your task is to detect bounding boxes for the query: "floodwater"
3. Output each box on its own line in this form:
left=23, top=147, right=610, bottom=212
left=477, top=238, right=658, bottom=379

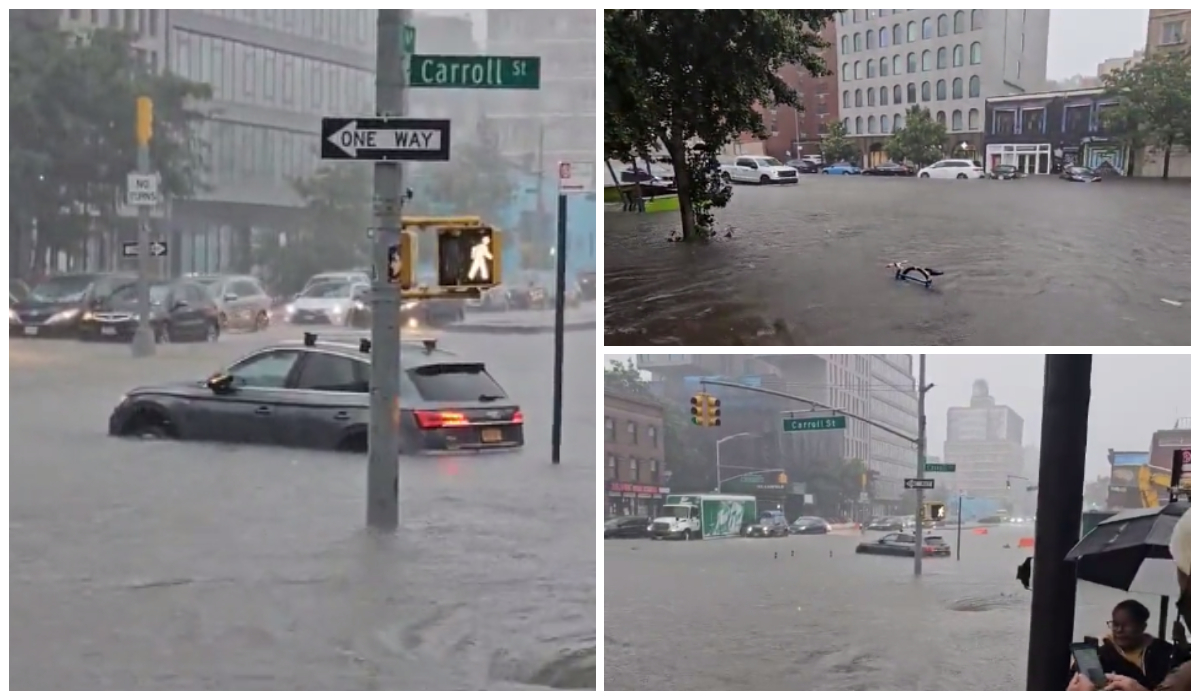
left=10, top=330, right=597, bottom=690
left=604, top=178, right=1190, bottom=345
left=604, top=527, right=1168, bottom=691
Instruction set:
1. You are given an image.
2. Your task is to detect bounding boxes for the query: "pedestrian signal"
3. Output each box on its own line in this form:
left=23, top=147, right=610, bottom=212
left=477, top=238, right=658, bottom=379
left=926, top=502, right=946, bottom=522
left=436, top=226, right=500, bottom=288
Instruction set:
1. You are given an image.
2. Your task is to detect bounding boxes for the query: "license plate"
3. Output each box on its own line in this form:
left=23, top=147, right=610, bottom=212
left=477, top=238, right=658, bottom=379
left=101, top=327, right=117, bottom=336
left=481, top=428, right=503, bottom=443
left=23, top=326, right=38, bottom=336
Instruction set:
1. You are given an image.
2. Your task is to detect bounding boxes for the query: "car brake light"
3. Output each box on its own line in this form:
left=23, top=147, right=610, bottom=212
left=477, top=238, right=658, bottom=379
left=414, top=410, right=470, bottom=429
left=923, top=546, right=935, bottom=554
left=512, top=410, right=524, bottom=424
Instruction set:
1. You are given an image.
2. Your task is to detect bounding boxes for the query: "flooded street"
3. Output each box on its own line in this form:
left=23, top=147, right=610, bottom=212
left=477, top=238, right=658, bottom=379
left=11, top=330, right=596, bottom=690
left=604, top=526, right=1162, bottom=691
left=605, top=178, right=1190, bottom=345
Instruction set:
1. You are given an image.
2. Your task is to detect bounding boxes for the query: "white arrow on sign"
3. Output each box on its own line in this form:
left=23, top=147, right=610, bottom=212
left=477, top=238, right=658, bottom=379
left=327, top=121, right=443, bottom=157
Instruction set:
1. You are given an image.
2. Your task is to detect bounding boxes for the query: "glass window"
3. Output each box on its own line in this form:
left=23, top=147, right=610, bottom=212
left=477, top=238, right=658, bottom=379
left=263, top=51, right=277, bottom=103
left=895, top=112, right=904, bottom=130
left=880, top=86, right=889, bottom=106
left=892, top=84, right=902, bottom=104
left=881, top=114, right=891, bottom=133
left=867, top=87, right=876, bottom=106
left=952, top=110, right=963, bottom=130
left=866, top=29, right=875, bottom=50
left=855, top=116, right=863, bottom=134
left=937, top=14, right=949, bottom=36
left=243, top=45, right=257, bottom=98
left=228, top=350, right=302, bottom=388
left=907, top=53, right=917, bottom=73
left=843, top=117, right=851, bottom=133
left=936, top=79, right=946, bottom=100
left=855, top=89, right=863, bottom=107
left=906, top=21, right=917, bottom=42
left=210, top=39, right=225, bottom=100
left=282, top=55, right=295, bottom=106
left=892, top=54, right=902, bottom=75
left=842, top=90, right=850, bottom=108
left=879, top=28, right=889, bottom=48
left=867, top=60, right=877, bottom=78
left=854, top=61, right=862, bottom=80
left=922, top=18, right=932, bottom=39
left=953, top=45, right=964, bottom=67
left=892, top=24, right=902, bottom=45
left=971, top=10, right=983, bottom=30
left=407, top=363, right=507, bottom=402
left=921, top=81, right=931, bottom=101
left=197, top=36, right=212, bottom=85
left=907, top=83, right=916, bottom=103
left=842, top=63, right=850, bottom=81
left=854, top=33, right=862, bottom=51
left=968, top=108, right=980, bottom=130
left=954, top=11, right=965, bottom=33
left=970, top=42, right=982, bottom=65
left=968, top=75, right=980, bottom=98
left=867, top=115, right=876, bottom=133
left=310, top=60, right=323, bottom=110
left=937, top=47, right=947, bottom=69
left=936, top=110, right=946, bottom=126
left=852, top=10, right=861, bottom=22
left=879, top=57, right=889, bottom=77
left=842, top=36, right=850, bottom=55
left=295, top=352, right=368, bottom=392
left=921, top=50, right=932, bottom=71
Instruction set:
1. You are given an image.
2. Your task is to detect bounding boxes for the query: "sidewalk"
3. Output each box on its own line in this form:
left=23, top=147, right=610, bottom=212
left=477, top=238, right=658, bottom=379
left=445, top=303, right=596, bottom=335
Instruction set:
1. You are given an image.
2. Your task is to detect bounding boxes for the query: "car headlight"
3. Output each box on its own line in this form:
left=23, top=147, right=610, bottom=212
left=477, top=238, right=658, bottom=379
left=9, top=308, right=18, bottom=323
left=285, top=304, right=295, bottom=315
left=400, top=301, right=418, bottom=311
left=353, top=300, right=365, bottom=310
left=47, top=308, right=80, bottom=324
left=82, top=311, right=94, bottom=321
left=331, top=305, right=343, bottom=315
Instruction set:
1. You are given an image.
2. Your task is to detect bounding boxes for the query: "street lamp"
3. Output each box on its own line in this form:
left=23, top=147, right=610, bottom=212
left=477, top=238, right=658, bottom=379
left=715, top=432, right=759, bottom=492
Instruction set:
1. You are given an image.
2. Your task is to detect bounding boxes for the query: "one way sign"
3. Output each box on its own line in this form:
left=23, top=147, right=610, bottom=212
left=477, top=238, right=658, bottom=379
left=122, top=240, right=168, bottom=257
left=320, top=117, right=452, bottom=162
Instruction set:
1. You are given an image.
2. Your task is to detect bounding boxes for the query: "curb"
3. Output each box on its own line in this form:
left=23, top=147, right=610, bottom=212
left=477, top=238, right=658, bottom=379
left=442, top=320, right=596, bottom=335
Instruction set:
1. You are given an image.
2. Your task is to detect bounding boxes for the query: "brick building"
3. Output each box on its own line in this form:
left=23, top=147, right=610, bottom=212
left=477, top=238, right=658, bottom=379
left=758, top=20, right=840, bottom=162
left=604, top=390, right=669, bottom=517
left=1135, top=10, right=1190, bottom=178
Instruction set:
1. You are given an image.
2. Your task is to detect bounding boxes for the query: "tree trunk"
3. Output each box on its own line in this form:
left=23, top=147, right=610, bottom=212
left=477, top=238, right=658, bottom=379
left=666, top=136, right=696, bottom=240
left=1161, top=141, right=1172, bottom=180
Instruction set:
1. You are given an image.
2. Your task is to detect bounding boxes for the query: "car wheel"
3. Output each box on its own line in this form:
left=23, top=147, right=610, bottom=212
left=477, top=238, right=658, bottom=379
left=206, top=321, right=220, bottom=342
left=919, top=172, right=930, bottom=178
left=125, top=411, right=174, bottom=440
left=759, top=175, right=770, bottom=184
left=956, top=173, right=968, bottom=179
left=254, top=310, right=269, bottom=331
left=721, top=172, right=731, bottom=183
left=218, top=312, right=228, bottom=329
left=155, top=324, right=171, bottom=344
left=682, top=529, right=692, bottom=541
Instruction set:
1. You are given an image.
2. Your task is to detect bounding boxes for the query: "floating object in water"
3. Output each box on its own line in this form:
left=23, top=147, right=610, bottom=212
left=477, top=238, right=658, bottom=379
left=1161, top=298, right=1184, bottom=307
left=885, top=260, right=945, bottom=288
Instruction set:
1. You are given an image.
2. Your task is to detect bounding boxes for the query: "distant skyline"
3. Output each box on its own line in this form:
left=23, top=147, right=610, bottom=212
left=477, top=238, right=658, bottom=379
left=1047, top=9, right=1148, bottom=79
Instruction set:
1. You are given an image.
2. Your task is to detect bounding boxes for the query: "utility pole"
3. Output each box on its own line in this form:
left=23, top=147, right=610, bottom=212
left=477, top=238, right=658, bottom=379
left=130, top=96, right=156, bottom=358
left=1026, top=355, right=1091, bottom=691
left=550, top=188, right=567, bottom=464
left=365, top=9, right=410, bottom=531
left=913, top=354, right=928, bottom=576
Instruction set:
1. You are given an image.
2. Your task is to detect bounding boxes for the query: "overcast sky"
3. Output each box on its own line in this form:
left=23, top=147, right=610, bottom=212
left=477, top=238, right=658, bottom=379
left=1048, top=9, right=1149, bottom=78
left=610, top=354, right=1190, bottom=481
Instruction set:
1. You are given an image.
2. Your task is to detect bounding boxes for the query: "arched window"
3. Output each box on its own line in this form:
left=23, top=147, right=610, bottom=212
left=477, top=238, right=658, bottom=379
left=953, top=45, right=964, bottom=67
left=839, top=11, right=847, bottom=26
left=843, top=90, right=850, bottom=108
left=866, top=29, right=875, bottom=50
left=968, top=108, right=980, bottom=130
left=854, top=61, right=862, bottom=80
left=907, top=83, right=917, bottom=103
left=854, top=33, right=863, bottom=52
left=867, top=60, right=877, bottom=78
left=855, top=116, right=864, bottom=135
left=842, top=63, right=850, bottom=81
left=971, top=10, right=983, bottom=30
left=921, top=50, right=932, bottom=71
left=907, top=21, right=917, bottom=42
left=841, top=36, right=850, bottom=55
left=895, top=112, right=905, bottom=130
left=907, top=52, right=917, bottom=73
left=922, top=18, right=933, bottom=39
left=936, top=110, right=946, bottom=126
left=921, top=81, right=931, bottom=101
left=852, top=10, right=861, bottom=22
left=968, top=75, right=980, bottom=98
left=937, top=47, right=947, bottom=69
left=867, top=86, right=876, bottom=106
left=970, top=42, right=982, bottom=65
left=843, top=117, right=851, bottom=133
left=868, top=115, right=877, bottom=134
left=893, top=54, right=902, bottom=75
left=880, top=86, right=889, bottom=106
left=893, top=24, right=903, bottom=45
left=879, top=57, right=889, bottom=77
left=937, top=14, right=949, bottom=36
left=952, top=77, right=963, bottom=99
left=881, top=114, right=891, bottom=133
left=951, top=109, right=963, bottom=131
left=893, top=84, right=902, bottom=104
left=953, top=10, right=965, bottom=33
left=879, top=27, right=889, bottom=47
left=936, top=79, right=946, bottom=100
left=855, top=89, right=863, bottom=107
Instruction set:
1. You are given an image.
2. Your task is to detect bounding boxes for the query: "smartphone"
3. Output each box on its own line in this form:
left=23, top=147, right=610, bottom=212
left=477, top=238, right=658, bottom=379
left=1070, top=641, right=1108, bottom=689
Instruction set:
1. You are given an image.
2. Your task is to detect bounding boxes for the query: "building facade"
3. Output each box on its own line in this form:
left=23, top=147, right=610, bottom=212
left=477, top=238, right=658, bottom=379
left=834, top=9, right=1049, bottom=166
left=983, top=88, right=1126, bottom=176
left=942, top=379, right=1025, bottom=503
left=604, top=390, right=670, bottom=517
left=1137, top=10, right=1191, bottom=178
left=757, top=20, right=840, bottom=162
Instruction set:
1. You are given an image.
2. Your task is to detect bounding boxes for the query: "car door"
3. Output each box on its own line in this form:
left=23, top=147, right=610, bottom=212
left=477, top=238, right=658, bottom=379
left=734, top=157, right=755, bottom=182
left=230, top=279, right=261, bottom=325
left=286, top=351, right=370, bottom=449
left=188, top=349, right=305, bottom=445
left=168, top=283, right=205, bottom=339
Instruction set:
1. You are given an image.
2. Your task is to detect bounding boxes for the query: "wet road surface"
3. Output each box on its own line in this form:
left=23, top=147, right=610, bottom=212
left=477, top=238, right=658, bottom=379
left=605, top=178, right=1190, bottom=345
left=10, top=328, right=596, bottom=690
left=604, top=526, right=1165, bottom=691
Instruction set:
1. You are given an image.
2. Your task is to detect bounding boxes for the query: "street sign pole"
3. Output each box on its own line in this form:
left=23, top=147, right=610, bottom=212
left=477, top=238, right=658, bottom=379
left=956, top=494, right=963, bottom=561
left=550, top=191, right=567, bottom=464
left=914, top=353, right=928, bottom=576
left=366, top=9, right=409, bottom=531
left=131, top=96, right=156, bottom=358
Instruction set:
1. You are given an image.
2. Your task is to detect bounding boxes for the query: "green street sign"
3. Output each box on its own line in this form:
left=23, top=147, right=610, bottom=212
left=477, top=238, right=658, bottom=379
left=926, top=463, right=957, bottom=473
left=783, top=415, right=847, bottom=432
left=402, top=25, right=416, bottom=54
left=410, top=55, right=541, bottom=89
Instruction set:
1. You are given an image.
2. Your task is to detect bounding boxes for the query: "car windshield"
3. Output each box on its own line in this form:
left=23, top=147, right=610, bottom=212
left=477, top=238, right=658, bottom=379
left=301, top=282, right=354, bottom=299
left=758, top=158, right=783, bottom=167
left=110, top=283, right=170, bottom=305
left=407, top=363, right=506, bottom=402
left=29, top=276, right=96, bottom=302
left=925, top=536, right=946, bottom=544
left=193, top=277, right=223, bottom=290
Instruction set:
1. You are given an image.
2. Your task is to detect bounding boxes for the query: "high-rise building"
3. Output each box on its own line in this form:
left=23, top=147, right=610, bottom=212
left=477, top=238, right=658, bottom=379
left=833, top=9, right=1050, bottom=166
left=942, top=379, right=1025, bottom=502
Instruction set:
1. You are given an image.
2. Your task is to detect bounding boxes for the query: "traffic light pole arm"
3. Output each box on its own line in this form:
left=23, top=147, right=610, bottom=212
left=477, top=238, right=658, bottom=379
left=699, top=378, right=927, bottom=445
left=718, top=468, right=783, bottom=485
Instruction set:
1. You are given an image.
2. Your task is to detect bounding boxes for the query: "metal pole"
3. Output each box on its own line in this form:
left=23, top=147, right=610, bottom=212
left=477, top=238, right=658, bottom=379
left=913, top=353, right=927, bottom=576
left=550, top=192, right=567, bottom=464
left=1025, top=355, right=1091, bottom=691
left=956, top=494, right=962, bottom=561
left=366, top=9, right=409, bottom=531
left=715, top=439, right=724, bottom=492
left=130, top=97, right=156, bottom=358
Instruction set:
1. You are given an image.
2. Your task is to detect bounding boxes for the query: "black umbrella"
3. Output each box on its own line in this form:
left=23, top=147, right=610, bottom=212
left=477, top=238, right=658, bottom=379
left=1066, top=501, right=1189, bottom=593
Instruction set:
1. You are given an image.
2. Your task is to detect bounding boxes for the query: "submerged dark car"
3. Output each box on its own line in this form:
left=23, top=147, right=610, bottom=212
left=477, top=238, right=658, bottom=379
left=604, top=516, right=651, bottom=539
left=10, top=272, right=136, bottom=338
left=79, top=279, right=221, bottom=343
left=864, top=518, right=905, bottom=532
left=1060, top=165, right=1102, bottom=183
left=745, top=510, right=790, bottom=537
left=108, top=333, right=524, bottom=453
left=856, top=533, right=952, bottom=557
left=988, top=164, right=1025, bottom=180
left=789, top=516, right=831, bottom=534
left=864, top=161, right=913, bottom=176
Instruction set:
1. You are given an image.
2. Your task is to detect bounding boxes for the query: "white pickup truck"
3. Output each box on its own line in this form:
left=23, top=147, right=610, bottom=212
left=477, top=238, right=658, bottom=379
left=720, top=156, right=799, bottom=185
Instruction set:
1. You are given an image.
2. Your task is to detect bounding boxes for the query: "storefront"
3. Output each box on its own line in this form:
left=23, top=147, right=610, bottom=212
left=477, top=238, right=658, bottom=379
left=605, top=482, right=670, bottom=518
left=985, top=143, right=1053, bottom=175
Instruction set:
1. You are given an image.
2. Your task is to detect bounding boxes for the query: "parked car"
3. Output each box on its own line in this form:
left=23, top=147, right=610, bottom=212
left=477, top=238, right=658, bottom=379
left=856, top=533, right=952, bottom=557
left=784, top=159, right=820, bottom=174
left=863, top=518, right=906, bottom=532
left=604, top=516, right=652, bottom=539
left=917, top=159, right=986, bottom=179
left=576, top=271, right=596, bottom=301
left=988, top=164, right=1025, bottom=180
left=744, top=510, right=790, bottom=537
left=189, top=274, right=273, bottom=331
left=465, top=285, right=514, bottom=313
left=79, top=279, right=221, bottom=343
left=1060, top=165, right=1102, bottom=183
left=283, top=281, right=364, bottom=326
left=720, top=156, right=799, bottom=184
left=789, top=516, right=831, bottom=535
left=822, top=161, right=863, bottom=175
left=11, top=279, right=30, bottom=305
left=300, top=270, right=371, bottom=294
left=864, top=161, right=913, bottom=176
left=10, top=272, right=136, bottom=338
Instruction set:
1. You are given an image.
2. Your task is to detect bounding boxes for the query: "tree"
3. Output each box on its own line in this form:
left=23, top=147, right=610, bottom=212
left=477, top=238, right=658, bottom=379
left=1100, top=51, right=1191, bottom=178
left=885, top=106, right=947, bottom=168
left=412, top=119, right=516, bottom=224
left=818, top=120, right=858, bottom=164
left=9, top=23, right=211, bottom=275
left=605, top=10, right=837, bottom=240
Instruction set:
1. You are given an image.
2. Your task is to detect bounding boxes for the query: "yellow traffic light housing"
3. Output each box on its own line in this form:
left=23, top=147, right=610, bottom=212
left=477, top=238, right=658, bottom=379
left=707, top=396, right=722, bottom=427
left=690, top=393, right=708, bottom=426
left=388, top=229, right=415, bottom=289
left=436, top=226, right=501, bottom=289
left=926, top=502, right=946, bottom=522
left=135, top=96, right=153, bottom=146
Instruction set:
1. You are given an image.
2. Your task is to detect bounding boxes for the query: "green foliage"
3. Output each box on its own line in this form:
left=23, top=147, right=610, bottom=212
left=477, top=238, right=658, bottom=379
left=10, top=23, right=211, bottom=271
left=799, top=458, right=868, bottom=513
left=604, top=10, right=837, bottom=239
left=410, top=120, right=516, bottom=224
left=818, top=120, right=859, bottom=164
left=885, top=106, right=947, bottom=168
left=1100, top=51, right=1191, bottom=178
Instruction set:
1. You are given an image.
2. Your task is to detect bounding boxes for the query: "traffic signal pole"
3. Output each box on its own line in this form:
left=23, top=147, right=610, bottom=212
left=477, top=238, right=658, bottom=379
left=913, top=354, right=928, bottom=576
left=130, top=97, right=156, bottom=358
left=550, top=192, right=567, bottom=464
left=365, top=9, right=410, bottom=531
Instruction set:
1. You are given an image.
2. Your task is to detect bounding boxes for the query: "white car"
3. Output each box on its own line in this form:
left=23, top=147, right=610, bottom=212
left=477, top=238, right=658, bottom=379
left=720, top=156, right=799, bottom=185
left=917, top=159, right=986, bottom=179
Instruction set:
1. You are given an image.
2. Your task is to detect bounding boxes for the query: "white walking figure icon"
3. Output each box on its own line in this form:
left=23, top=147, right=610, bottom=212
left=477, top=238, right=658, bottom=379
left=468, top=235, right=492, bottom=281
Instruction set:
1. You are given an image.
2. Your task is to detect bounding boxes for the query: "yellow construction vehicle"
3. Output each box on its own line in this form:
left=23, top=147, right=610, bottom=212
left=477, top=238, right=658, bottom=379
left=1136, top=466, right=1177, bottom=508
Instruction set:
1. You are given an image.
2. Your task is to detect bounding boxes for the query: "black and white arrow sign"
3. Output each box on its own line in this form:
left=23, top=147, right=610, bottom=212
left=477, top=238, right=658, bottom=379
left=122, top=240, right=168, bottom=257
left=320, top=117, right=452, bottom=162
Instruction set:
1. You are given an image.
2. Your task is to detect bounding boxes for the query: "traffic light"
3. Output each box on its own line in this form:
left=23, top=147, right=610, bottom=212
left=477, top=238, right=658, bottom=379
left=690, top=393, right=708, bottom=426
left=388, top=229, right=415, bottom=289
left=706, top=395, right=721, bottom=427
left=436, top=226, right=501, bottom=288
left=926, top=502, right=946, bottom=522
